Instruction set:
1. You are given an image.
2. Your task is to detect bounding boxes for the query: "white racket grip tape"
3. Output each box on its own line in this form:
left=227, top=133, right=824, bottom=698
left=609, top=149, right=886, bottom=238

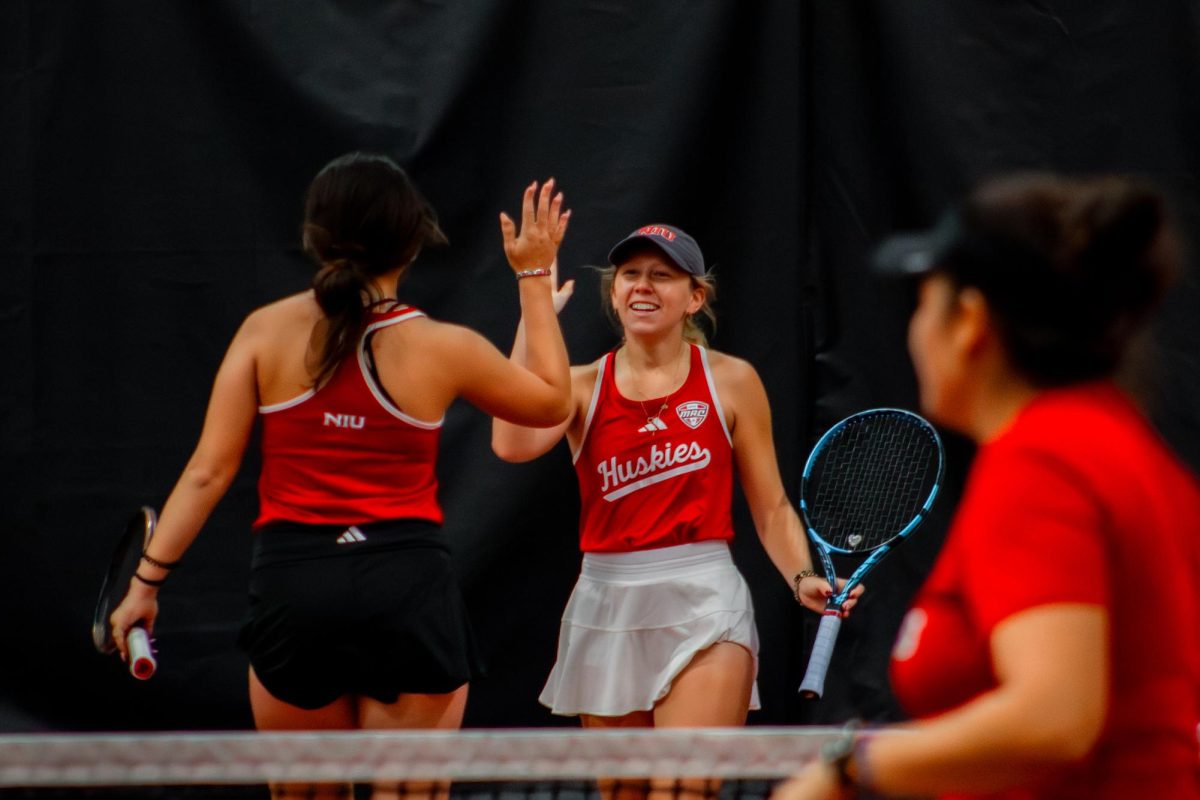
left=798, top=612, right=842, bottom=698
left=127, top=627, right=157, bottom=680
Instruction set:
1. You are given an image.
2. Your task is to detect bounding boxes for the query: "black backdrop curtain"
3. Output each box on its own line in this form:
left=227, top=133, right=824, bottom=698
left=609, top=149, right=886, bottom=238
left=1, top=1, right=1196, bottom=732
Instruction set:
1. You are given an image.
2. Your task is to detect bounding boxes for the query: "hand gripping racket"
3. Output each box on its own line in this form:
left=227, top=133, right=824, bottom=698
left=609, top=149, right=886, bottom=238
left=92, top=506, right=158, bottom=680
left=798, top=408, right=944, bottom=699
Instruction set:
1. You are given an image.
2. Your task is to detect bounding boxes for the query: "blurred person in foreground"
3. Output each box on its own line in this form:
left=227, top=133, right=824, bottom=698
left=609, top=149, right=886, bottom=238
left=774, top=172, right=1200, bottom=799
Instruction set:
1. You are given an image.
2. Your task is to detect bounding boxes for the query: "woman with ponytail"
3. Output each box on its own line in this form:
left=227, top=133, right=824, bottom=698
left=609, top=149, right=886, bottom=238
left=775, top=173, right=1200, bottom=799
left=109, top=153, right=573, bottom=799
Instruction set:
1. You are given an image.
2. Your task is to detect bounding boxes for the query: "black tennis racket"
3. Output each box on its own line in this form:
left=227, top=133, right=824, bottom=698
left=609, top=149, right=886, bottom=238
left=92, top=506, right=158, bottom=680
left=798, top=408, right=944, bottom=699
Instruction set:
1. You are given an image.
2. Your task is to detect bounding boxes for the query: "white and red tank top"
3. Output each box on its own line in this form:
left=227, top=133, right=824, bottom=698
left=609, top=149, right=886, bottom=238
left=254, top=305, right=443, bottom=528
left=573, top=343, right=734, bottom=552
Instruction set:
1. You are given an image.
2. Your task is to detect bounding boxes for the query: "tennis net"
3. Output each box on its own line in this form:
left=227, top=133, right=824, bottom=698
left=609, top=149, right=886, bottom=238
left=0, top=727, right=844, bottom=799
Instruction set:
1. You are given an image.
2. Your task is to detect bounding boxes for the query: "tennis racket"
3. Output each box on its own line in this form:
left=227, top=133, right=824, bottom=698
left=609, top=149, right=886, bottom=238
left=797, top=408, right=944, bottom=699
left=92, top=506, right=158, bottom=680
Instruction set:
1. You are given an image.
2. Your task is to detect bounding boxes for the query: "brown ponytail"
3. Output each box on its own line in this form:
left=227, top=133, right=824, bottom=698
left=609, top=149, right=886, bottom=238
left=301, top=153, right=447, bottom=387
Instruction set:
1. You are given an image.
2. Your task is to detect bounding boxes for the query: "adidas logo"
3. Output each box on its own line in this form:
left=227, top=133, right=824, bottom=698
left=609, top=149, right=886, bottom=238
left=336, top=526, right=367, bottom=545
left=638, top=417, right=668, bottom=434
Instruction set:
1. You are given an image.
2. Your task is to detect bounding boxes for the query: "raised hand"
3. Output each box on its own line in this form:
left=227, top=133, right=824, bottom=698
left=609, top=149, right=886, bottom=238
left=499, top=178, right=571, bottom=274
left=549, top=258, right=575, bottom=314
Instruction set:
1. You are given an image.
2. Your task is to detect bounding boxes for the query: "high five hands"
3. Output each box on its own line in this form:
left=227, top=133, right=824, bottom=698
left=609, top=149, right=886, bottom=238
left=499, top=178, right=571, bottom=275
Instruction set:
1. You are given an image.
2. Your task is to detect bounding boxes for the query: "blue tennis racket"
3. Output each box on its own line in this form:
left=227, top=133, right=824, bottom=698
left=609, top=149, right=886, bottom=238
left=798, top=408, right=944, bottom=699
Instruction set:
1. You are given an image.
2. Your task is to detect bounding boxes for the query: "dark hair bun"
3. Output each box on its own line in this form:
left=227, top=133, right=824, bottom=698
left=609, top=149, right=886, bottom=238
left=960, top=173, right=1178, bottom=385
left=1072, top=181, right=1168, bottom=322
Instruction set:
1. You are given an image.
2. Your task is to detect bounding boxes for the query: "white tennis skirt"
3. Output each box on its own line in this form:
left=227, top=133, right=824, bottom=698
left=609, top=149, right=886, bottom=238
left=539, top=540, right=761, bottom=717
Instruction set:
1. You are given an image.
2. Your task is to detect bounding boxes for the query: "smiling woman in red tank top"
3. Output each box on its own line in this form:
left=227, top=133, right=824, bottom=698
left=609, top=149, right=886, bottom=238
left=493, top=224, right=862, bottom=783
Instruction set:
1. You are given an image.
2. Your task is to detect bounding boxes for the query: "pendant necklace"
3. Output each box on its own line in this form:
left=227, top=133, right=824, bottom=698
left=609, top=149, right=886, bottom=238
left=630, top=341, right=688, bottom=433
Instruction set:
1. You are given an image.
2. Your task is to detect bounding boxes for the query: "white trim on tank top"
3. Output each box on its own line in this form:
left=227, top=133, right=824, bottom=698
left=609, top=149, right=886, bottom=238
left=357, top=310, right=443, bottom=429
left=698, top=346, right=733, bottom=446
left=259, top=389, right=316, bottom=414
left=572, top=352, right=610, bottom=464
left=257, top=308, right=442, bottom=430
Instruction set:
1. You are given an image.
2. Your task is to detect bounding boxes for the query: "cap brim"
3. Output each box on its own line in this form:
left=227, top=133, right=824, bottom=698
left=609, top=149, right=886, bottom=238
left=607, top=237, right=649, bottom=266
left=871, top=231, right=943, bottom=278
left=872, top=210, right=963, bottom=279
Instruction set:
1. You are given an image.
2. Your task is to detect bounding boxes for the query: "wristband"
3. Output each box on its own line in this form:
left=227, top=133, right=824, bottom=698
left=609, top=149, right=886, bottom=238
left=515, top=268, right=552, bottom=279
left=141, top=552, right=181, bottom=570
left=792, top=569, right=818, bottom=603
left=133, top=572, right=167, bottom=588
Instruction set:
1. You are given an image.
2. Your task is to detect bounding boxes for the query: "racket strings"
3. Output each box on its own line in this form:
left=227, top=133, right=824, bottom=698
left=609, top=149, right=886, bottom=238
left=805, top=416, right=939, bottom=551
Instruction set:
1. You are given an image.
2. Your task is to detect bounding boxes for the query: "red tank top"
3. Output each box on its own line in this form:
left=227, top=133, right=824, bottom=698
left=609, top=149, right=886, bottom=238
left=573, top=344, right=734, bottom=552
left=254, top=305, right=443, bottom=528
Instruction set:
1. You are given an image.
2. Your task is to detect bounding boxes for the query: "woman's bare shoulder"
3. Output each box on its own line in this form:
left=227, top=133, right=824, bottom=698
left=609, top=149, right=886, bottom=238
left=704, top=348, right=758, bottom=382
left=241, top=290, right=320, bottom=332
left=572, top=357, right=604, bottom=380
left=570, top=356, right=607, bottom=393
left=391, top=314, right=484, bottom=349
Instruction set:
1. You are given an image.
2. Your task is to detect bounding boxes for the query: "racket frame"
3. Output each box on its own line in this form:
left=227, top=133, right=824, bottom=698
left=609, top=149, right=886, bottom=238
left=92, top=506, right=159, bottom=680
left=797, top=408, right=944, bottom=697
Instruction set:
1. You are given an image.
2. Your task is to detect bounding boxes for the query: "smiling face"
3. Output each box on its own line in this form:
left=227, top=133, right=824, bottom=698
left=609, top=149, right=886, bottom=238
left=610, top=250, right=705, bottom=339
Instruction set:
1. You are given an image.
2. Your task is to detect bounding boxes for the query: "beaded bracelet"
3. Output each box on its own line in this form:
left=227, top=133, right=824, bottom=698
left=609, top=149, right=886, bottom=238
left=141, top=552, right=181, bottom=570
left=133, top=572, right=167, bottom=588
left=515, top=268, right=552, bottom=279
left=792, top=569, right=818, bottom=603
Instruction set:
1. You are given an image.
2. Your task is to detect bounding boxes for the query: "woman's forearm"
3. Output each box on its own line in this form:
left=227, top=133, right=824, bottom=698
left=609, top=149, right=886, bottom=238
left=855, top=606, right=1107, bottom=796
left=516, top=276, right=571, bottom=413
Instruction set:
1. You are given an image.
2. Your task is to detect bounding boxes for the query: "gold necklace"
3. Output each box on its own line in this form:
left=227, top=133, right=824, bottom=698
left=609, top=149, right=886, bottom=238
left=628, top=341, right=688, bottom=432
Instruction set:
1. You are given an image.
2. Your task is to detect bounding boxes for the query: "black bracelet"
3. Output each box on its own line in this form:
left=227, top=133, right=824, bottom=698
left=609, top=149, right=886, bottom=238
left=141, top=552, right=181, bottom=570
left=792, top=569, right=818, bottom=603
left=133, top=572, right=167, bottom=588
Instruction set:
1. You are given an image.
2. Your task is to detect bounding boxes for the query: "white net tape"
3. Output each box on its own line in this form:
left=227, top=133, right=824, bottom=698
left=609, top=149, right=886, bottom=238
left=0, top=727, right=841, bottom=788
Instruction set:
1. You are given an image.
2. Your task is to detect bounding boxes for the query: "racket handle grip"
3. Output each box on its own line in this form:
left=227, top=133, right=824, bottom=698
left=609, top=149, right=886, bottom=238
left=798, top=612, right=842, bottom=699
left=127, top=626, right=157, bottom=681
